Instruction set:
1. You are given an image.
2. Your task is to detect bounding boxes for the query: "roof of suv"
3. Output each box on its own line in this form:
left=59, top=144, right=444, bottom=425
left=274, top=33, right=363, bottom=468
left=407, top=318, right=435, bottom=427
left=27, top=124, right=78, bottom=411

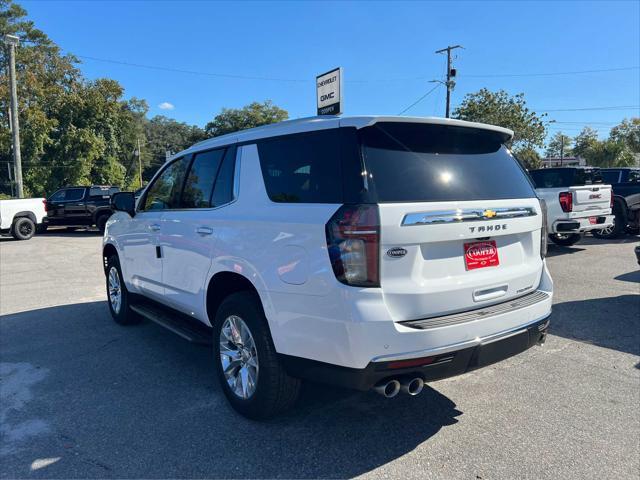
left=181, top=115, right=514, bottom=158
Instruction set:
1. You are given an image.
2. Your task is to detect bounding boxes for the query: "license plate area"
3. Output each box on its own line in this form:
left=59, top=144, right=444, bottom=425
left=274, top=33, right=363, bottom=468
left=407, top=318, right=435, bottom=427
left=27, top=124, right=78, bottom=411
left=464, top=240, right=500, bottom=271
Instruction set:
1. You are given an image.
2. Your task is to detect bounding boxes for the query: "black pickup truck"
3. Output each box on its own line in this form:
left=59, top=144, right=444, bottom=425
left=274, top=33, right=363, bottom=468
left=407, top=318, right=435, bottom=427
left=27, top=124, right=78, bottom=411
left=43, top=185, right=120, bottom=233
left=594, top=168, right=640, bottom=238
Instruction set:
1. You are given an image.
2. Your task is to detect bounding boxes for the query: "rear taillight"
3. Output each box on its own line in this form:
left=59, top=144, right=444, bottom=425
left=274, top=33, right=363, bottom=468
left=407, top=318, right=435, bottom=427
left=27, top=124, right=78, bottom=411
left=42, top=199, right=48, bottom=211
left=559, top=191, right=573, bottom=213
left=539, top=199, right=548, bottom=259
left=610, top=194, right=614, bottom=209
left=325, top=204, right=380, bottom=287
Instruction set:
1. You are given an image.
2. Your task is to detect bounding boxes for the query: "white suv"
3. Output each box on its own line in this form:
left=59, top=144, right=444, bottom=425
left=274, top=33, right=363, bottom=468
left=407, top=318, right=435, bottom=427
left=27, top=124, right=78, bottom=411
left=103, top=116, right=553, bottom=419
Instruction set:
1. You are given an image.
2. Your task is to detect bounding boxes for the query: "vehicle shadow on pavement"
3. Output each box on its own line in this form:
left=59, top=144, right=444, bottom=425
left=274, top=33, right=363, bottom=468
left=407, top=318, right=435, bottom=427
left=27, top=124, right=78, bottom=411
left=550, top=294, right=640, bottom=357
left=0, top=301, right=462, bottom=479
left=546, top=245, right=587, bottom=257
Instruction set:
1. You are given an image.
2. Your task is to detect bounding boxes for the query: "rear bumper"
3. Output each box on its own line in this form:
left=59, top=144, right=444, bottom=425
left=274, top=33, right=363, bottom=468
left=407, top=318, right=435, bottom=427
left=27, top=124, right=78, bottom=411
left=552, top=214, right=614, bottom=233
left=281, top=316, right=550, bottom=391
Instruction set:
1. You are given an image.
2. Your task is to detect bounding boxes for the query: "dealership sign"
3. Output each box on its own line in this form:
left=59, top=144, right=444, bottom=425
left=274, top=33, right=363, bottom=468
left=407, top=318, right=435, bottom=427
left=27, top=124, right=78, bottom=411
left=316, top=67, right=342, bottom=115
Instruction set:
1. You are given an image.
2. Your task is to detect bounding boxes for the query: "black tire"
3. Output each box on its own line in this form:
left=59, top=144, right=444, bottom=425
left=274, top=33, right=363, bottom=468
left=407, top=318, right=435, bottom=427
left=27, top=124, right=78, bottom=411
left=11, top=217, right=35, bottom=240
left=625, top=226, right=639, bottom=235
left=548, top=233, right=582, bottom=246
left=105, top=255, right=140, bottom=325
left=213, top=291, right=300, bottom=420
left=96, top=214, right=110, bottom=233
left=592, top=206, right=625, bottom=239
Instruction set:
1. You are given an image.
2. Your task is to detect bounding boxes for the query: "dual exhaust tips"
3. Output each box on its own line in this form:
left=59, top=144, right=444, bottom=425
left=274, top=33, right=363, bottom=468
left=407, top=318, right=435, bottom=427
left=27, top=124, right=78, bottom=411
left=373, top=377, right=424, bottom=398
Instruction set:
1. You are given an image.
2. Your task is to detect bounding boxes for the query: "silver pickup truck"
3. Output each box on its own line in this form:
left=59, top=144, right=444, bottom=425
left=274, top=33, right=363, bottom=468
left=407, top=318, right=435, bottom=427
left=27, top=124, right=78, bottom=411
left=529, top=167, right=614, bottom=246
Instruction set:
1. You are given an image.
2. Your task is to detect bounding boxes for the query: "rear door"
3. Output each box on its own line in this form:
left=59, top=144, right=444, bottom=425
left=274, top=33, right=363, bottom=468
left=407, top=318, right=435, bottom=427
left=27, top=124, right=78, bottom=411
left=359, top=122, right=543, bottom=321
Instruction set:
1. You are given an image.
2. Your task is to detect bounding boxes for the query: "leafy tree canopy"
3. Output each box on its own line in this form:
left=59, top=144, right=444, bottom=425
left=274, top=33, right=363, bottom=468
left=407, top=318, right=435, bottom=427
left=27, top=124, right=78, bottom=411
left=453, top=88, right=548, bottom=152
left=205, top=100, right=288, bottom=137
left=568, top=119, right=639, bottom=168
left=572, top=126, right=599, bottom=159
left=514, top=147, right=543, bottom=170
left=544, top=131, right=573, bottom=158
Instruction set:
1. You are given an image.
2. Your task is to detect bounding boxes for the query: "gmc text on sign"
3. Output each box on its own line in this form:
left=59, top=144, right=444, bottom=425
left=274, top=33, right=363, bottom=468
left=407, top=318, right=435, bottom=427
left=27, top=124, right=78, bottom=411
left=316, top=67, right=342, bottom=116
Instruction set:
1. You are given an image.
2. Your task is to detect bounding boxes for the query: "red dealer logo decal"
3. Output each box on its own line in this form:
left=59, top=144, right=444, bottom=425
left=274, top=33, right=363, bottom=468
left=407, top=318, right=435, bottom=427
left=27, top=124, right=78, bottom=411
left=464, top=240, right=500, bottom=270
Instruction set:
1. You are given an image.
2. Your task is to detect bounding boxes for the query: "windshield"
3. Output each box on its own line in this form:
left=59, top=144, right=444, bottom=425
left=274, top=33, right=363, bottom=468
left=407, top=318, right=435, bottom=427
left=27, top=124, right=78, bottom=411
left=359, top=122, right=536, bottom=203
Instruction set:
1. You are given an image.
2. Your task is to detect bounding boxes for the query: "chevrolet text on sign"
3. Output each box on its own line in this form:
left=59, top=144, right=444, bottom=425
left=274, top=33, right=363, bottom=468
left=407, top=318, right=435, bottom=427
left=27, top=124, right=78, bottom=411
left=316, top=67, right=342, bottom=115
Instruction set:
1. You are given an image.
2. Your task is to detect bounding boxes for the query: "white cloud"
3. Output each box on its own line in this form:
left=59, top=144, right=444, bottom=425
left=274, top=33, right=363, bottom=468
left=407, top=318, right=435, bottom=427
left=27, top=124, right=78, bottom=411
left=158, top=102, right=175, bottom=111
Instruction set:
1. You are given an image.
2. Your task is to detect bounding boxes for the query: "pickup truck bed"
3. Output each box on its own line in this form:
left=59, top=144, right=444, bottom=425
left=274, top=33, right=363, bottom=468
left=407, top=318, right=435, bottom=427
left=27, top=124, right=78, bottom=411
left=0, top=197, right=47, bottom=240
left=529, top=167, right=614, bottom=246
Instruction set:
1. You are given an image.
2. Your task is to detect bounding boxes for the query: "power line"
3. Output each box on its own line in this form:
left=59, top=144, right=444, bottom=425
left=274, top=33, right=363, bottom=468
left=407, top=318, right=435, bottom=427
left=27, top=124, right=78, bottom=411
left=77, top=55, right=309, bottom=83
left=398, top=84, right=442, bottom=115
left=76, top=54, right=640, bottom=83
left=461, top=66, right=639, bottom=78
left=536, top=105, right=639, bottom=112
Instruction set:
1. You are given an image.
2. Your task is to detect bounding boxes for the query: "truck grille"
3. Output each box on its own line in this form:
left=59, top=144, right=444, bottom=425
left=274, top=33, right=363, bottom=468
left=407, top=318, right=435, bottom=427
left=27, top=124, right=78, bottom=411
left=400, top=290, right=550, bottom=330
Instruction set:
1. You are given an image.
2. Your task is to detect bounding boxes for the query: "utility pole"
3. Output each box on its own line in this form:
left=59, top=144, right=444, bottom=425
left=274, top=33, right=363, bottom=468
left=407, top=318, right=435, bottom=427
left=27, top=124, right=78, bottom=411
left=4, top=34, right=23, bottom=197
left=136, top=138, right=143, bottom=188
left=560, top=134, right=564, bottom=167
left=435, top=45, right=463, bottom=118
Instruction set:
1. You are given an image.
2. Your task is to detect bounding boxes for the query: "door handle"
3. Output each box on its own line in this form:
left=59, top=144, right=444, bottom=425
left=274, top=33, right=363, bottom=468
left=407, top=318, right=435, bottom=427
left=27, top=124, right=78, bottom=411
left=149, top=224, right=161, bottom=232
left=196, top=226, right=213, bottom=235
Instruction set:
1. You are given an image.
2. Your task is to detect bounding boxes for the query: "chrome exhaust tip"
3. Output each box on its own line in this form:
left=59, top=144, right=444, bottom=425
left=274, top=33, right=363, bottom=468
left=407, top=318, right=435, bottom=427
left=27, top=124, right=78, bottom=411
left=373, top=379, right=401, bottom=398
left=400, top=377, right=424, bottom=396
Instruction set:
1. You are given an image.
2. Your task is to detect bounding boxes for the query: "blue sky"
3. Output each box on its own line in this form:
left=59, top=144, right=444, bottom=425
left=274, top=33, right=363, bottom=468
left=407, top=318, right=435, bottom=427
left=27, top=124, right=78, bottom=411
left=21, top=0, right=640, bottom=141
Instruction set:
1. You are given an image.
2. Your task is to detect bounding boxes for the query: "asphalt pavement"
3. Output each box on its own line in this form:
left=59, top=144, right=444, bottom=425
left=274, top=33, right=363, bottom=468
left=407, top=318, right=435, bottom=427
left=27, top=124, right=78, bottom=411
left=1, top=229, right=638, bottom=479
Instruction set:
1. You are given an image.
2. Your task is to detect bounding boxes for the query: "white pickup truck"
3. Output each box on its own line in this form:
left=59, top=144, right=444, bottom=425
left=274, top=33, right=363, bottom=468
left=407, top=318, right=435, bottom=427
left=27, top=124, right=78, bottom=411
left=0, top=197, right=47, bottom=240
left=529, top=167, right=614, bottom=246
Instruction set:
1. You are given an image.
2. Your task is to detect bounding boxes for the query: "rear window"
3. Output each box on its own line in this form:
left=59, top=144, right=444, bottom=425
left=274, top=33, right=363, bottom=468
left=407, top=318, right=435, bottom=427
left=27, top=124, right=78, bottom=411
left=529, top=168, right=603, bottom=188
left=360, top=122, right=535, bottom=202
left=257, top=129, right=343, bottom=203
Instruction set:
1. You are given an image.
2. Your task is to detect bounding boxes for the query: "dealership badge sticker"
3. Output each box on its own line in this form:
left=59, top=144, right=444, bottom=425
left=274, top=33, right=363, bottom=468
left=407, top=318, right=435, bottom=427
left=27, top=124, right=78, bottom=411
left=464, top=240, right=500, bottom=270
left=316, top=67, right=342, bottom=115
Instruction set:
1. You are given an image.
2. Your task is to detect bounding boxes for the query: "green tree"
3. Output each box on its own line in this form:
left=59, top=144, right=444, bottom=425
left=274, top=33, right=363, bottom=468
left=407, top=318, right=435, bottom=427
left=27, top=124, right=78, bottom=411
left=582, top=139, right=636, bottom=168
left=609, top=118, right=640, bottom=154
left=572, top=126, right=599, bottom=159
left=142, top=115, right=206, bottom=179
left=514, top=147, right=543, bottom=170
left=205, top=100, right=288, bottom=138
left=545, top=132, right=573, bottom=158
left=453, top=89, right=547, bottom=151
left=0, top=0, right=149, bottom=195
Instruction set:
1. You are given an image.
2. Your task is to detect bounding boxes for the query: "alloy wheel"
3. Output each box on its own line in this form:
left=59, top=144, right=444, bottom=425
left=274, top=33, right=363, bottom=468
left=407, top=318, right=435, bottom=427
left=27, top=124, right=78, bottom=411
left=219, top=315, right=259, bottom=400
left=108, top=266, right=122, bottom=314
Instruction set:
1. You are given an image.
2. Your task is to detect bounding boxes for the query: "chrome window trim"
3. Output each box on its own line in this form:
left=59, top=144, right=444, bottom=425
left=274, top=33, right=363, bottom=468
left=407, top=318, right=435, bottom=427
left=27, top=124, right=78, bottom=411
left=402, top=206, right=537, bottom=226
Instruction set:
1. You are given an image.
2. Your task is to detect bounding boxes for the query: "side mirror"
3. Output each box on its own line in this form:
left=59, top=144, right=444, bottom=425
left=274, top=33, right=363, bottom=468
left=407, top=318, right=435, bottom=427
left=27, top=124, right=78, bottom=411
left=111, top=192, right=136, bottom=217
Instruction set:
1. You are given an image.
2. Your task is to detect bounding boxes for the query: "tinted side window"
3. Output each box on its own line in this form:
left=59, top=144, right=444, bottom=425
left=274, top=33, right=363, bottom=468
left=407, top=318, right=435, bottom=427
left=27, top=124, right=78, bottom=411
left=49, top=190, right=66, bottom=201
left=627, top=171, right=640, bottom=183
left=601, top=170, right=621, bottom=184
left=63, top=188, right=85, bottom=201
left=212, top=146, right=236, bottom=207
left=142, top=157, right=189, bottom=210
left=257, top=130, right=343, bottom=203
left=181, top=149, right=225, bottom=208
left=89, top=187, right=111, bottom=197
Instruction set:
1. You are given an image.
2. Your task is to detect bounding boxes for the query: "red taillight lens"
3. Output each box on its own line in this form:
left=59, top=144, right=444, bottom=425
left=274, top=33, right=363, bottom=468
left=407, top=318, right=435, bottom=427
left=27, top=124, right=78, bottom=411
left=325, top=204, right=380, bottom=287
left=610, top=194, right=614, bottom=209
left=42, top=199, right=48, bottom=211
left=559, top=191, right=573, bottom=213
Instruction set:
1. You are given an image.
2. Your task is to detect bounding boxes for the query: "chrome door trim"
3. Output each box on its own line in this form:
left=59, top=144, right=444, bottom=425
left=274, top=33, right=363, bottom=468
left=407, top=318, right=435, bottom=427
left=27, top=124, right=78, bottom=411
left=402, top=206, right=537, bottom=226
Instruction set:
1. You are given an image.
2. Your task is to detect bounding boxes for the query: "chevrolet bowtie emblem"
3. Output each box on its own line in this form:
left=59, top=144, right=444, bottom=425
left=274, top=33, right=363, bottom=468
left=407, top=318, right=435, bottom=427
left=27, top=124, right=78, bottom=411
left=483, top=209, right=497, bottom=218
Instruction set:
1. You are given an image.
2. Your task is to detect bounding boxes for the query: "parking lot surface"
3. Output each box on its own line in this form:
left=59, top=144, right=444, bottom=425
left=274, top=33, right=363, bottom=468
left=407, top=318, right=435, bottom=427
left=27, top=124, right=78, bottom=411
left=1, top=230, right=639, bottom=479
